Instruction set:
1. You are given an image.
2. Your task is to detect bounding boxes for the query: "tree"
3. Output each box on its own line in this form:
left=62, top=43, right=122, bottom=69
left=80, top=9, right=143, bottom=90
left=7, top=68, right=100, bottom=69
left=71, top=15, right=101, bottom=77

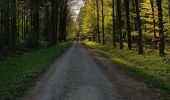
left=112, top=0, right=116, bottom=47
left=96, top=0, right=100, bottom=43
left=31, top=0, right=40, bottom=47
left=124, top=0, right=132, bottom=50
left=157, top=0, right=165, bottom=56
left=116, top=0, right=123, bottom=49
left=101, top=0, right=105, bottom=44
left=135, top=0, right=143, bottom=54
left=11, top=0, right=17, bottom=45
left=0, top=0, right=72, bottom=49
left=150, top=0, right=157, bottom=48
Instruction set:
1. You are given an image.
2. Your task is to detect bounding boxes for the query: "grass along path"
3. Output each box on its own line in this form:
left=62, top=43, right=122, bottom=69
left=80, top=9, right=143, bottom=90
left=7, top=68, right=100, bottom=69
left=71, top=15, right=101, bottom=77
left=0, top=42, right=72, bottom=99
left=83, top=41, right=170, bottom=99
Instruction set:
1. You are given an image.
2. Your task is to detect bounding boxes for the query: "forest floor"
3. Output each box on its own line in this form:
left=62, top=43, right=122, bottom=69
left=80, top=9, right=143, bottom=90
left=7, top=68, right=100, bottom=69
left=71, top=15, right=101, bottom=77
left=21, top=41, right=163, bottom=100
left=83, top=41, right=170, bottom=99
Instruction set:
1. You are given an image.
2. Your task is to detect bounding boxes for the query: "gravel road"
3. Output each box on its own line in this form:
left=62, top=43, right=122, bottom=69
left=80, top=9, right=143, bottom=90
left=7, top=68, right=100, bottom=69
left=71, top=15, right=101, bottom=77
left=22, top=41, right=123, bottom=100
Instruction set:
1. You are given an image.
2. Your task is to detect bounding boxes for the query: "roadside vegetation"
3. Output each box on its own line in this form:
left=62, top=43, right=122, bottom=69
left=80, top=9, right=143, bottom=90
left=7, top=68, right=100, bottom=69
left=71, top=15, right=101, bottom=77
left=0, top=42, right=71, bottom=99
left=79, top=0, right=170, bottom=98
left=84, top=41, right=170, bottom=98
left=0, top=0, right=77, bottom=98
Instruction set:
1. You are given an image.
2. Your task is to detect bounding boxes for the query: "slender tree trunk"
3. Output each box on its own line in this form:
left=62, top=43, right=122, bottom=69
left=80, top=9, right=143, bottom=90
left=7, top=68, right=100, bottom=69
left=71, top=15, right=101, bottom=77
left=45, top=0, right=49, bottom=43
left=22, top=7, right=24, bottom=40
left=32, top=0, right=40, bottom=47
left=4, top=2, right=10, bottom=45
left=11, top=0, right=16, bottom=45
left=150, top=0, right=157, bottom=48
left=96, top=0, right=100, bottom=43
left=135, top=0, right=143, bottom=54
left=112, top=0, right=116, bottom=47
left=55, top=5, right=59, bottom=44
left=63, top=4, right=67, bottom=41
left=1, top=9, right=4, bottom=44
left=125, top=0, right=132, bottom=50
left=51, top=0, right=55, bottom=45
left=101, top=0, right=105, bottom=44
left=23, top=8, right=26, bottom=40
left=157, top=0, right=165, bottom=56
left=117, top=0, right=123, bottom=49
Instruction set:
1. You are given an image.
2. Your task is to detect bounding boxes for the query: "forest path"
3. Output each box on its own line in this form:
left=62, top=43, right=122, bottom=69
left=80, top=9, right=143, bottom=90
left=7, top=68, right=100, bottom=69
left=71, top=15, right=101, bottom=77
left=22, top=41, right=162, bottom=100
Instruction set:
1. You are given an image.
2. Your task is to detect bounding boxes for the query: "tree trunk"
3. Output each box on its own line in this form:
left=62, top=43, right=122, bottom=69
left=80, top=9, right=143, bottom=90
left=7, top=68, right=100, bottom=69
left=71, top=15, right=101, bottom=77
left=135, top=0, right=143, bottom=54
left=157, top=0, right=165, bottom=56
left=55, top=5, right=59, bottom=44
left=125, top=0, right=132, bottom=50
left=11, top=0, right=17, bottom=45
left=150, top=0, right=157, bottom=48
left=112, top=0, right=116, bottom=47
left=101, top=0, right=105, bottom=44
left=45, top=0, right=49, bottom=43
left=51, top=0, right=55, bottom=45
left=117, top=0, right=123, bottom=49
left=32, top=0, right=40, bottom=47
left=96, top=0, right=100, bottom=43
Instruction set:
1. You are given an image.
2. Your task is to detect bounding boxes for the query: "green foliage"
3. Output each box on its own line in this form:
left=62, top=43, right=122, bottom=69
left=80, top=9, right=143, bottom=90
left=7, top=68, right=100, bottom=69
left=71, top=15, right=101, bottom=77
left=79, top=0, right=170, bottom=42
left=79, top=0, right=97, bottom=39
left=78, top=0, right=113, bottom=41
left=0, top=42, right=71, bottom=99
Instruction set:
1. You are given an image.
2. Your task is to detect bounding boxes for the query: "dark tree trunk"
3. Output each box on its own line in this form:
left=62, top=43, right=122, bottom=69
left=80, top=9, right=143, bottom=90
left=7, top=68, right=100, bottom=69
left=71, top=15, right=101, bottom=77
left=125, top=0, right=132, bottom=50
left=4, top=2, right=10, bottom=45
left=56, top=4, right=59, bottom=44
left=96, top=0, right=100, bottom=43
left=135, top=0, right=144, bottom=54
left=150, top=0, right=157, bottom=48
left=51, top=0, right=55, bottom=45
left=45, top=0, right=49, bottom=43
left=112, top=0, right=116, bottom=47
left=55, top=4, right=59, bottom=44
left=101, top=0, right=105, bottom=44
left=117, top=0, right=123, bottom=49
left=22, top=7, right=24, bottom=40
left=31, top=0, right=40, bottom=47
left=157, top=0, right=165, bottom=56
left=11, top=0, right=17, bottom=45
left=59, top=0, right=68, bottom=42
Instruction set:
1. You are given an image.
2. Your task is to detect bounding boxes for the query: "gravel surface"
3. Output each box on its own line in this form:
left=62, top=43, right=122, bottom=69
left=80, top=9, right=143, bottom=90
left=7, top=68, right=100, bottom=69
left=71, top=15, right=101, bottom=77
left=22, top=42, right=123, bottom=100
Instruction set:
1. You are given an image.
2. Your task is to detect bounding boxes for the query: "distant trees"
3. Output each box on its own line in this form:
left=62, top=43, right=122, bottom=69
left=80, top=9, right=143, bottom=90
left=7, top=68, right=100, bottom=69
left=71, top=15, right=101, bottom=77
left=0, top=0, right=73, bottom=49
left=78, top=0, right=169, bottom=56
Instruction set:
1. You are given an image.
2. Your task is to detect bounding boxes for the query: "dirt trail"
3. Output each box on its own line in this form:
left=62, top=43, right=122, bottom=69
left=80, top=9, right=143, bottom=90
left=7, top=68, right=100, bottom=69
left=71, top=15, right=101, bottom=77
left=22, top=42, right=162, bottom=100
